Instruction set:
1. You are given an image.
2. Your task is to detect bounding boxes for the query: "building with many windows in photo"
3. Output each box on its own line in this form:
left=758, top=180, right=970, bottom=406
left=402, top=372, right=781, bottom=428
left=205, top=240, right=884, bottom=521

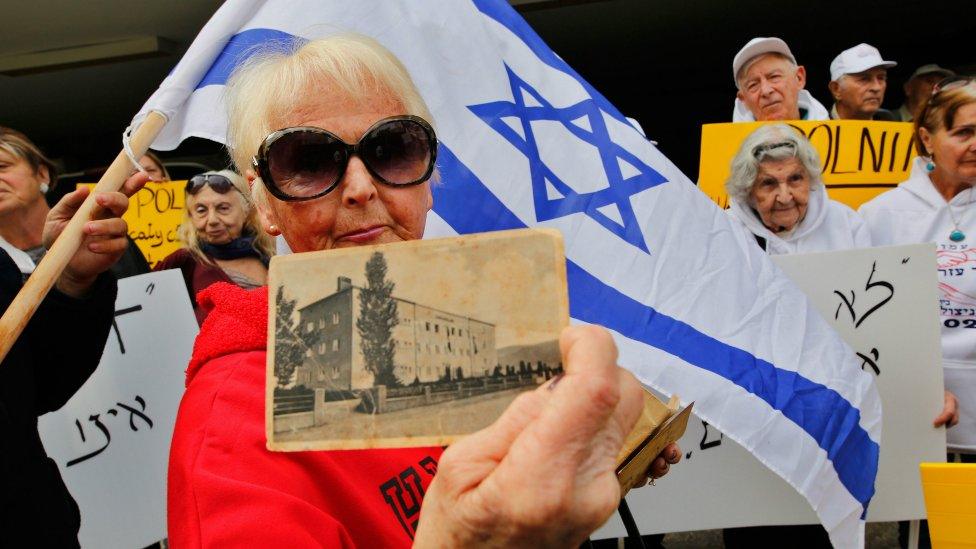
left=293, top=277, right=497, bottom=390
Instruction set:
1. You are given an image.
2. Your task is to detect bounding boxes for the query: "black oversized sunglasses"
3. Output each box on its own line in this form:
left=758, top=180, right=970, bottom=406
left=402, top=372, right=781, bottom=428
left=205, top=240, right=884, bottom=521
left=186, top=173, right=235, bottom=195
left=252, top=115, right=438, bottom=202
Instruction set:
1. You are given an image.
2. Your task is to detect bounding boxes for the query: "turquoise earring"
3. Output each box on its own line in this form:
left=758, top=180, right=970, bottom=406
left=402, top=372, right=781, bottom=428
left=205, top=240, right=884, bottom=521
left=925, top=160, right=936, bottom=172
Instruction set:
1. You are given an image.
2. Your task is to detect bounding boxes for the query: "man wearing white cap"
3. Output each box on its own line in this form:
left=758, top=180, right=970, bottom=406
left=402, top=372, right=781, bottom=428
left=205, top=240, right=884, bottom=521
left=732, top=37, right=829, bottom=122
left=828, top=43, right=897, bottom=120
left=896, top=64, right=956, bottom=121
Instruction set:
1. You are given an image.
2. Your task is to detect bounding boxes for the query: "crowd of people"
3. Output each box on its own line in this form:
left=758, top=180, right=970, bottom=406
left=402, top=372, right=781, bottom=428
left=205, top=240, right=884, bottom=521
left=0, top=31, right=972, bottom=548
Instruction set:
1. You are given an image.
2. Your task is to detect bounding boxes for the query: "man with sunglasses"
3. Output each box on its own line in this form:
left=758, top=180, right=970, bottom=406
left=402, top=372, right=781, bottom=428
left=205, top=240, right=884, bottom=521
left=167, top=34, right=680, bottom=549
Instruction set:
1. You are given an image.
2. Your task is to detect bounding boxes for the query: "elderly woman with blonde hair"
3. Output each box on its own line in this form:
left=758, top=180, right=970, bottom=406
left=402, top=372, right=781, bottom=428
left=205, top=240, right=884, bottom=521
left=166, top=34, right=679, bottom=548
left=154, top=169, right=273, bottom=324
left=725, top=123, right=871, bottom=254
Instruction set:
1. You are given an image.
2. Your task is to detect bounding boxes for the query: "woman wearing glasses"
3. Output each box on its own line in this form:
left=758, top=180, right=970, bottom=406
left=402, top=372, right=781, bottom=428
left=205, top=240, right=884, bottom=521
left=724, top=123, right=871, bottom=255
left=860, top=79, right=976, bottom=455
left=167, top=35, right=679, bottom=548
left=153, top=170, right=273, bottom=325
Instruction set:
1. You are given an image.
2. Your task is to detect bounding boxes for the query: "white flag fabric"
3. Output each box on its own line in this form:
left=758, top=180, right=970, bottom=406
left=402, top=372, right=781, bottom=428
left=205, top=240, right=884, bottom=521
left=135, top=1, right=881, bottom=546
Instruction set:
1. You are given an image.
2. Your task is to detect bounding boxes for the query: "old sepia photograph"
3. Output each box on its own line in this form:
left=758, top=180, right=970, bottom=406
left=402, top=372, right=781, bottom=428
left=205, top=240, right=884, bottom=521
left=267, top=228, right=568, bottom=451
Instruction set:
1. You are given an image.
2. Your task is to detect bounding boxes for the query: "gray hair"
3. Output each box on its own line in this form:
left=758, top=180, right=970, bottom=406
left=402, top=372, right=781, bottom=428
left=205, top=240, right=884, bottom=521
left=725, top=123, right=823, bottom=203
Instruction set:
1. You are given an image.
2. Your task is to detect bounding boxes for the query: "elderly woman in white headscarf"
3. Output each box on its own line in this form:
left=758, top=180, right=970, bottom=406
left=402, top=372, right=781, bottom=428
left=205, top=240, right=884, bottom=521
left=725, top=124, right=871, bottom=254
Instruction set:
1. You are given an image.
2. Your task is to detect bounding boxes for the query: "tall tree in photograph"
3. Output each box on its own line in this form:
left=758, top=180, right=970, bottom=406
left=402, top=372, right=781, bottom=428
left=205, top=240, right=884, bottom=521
left=274, top=286, right=307, bottom=388
left=357, top=252, right=400, bottom=387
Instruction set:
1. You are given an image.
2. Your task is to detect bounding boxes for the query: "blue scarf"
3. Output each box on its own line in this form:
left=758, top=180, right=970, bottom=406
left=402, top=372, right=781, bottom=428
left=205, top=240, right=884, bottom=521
left=201, top=234, right=268, bottom=266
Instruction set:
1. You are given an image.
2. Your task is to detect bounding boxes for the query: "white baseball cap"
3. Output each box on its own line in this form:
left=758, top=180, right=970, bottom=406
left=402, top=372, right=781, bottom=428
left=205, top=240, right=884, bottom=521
left=829, top=44, right=896, bottom=81
left=732, top=37, right=797, bottom=87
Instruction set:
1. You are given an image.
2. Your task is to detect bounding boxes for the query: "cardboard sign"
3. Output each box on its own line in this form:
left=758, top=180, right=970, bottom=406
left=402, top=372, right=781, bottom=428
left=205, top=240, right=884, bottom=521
left=38, top=270, right=198, bottom=548
left=698, top=120, right=916, bottom=210
left=594, top=243, right=946, bottom=537
left=81, top=181, right=187, bottom=267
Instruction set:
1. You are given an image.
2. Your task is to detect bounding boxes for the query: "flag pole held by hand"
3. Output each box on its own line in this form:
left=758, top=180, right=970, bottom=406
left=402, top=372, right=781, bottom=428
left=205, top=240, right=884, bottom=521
left=0, top=111, right=168, bottom=364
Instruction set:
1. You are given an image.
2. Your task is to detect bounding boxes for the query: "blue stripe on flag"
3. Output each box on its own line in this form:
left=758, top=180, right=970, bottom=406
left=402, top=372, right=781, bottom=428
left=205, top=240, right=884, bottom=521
left=197, top=28, right=306, bottom=89
left=434, top=143, right=878, bottom=509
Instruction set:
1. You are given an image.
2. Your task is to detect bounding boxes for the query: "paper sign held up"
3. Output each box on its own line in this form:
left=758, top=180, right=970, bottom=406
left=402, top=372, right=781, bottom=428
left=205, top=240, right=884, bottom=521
left=80, top=180, right=187, bottom=267
left=698, top=120, right=916, bottom=210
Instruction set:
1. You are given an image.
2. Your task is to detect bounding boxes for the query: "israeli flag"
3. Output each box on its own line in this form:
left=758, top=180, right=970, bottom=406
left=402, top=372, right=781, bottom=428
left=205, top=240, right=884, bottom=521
left=136, top=1, right=881, bottom=546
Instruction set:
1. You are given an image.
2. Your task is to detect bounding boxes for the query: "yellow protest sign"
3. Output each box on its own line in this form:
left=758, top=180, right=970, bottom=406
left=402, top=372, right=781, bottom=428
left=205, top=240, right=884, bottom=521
left=698, top=120, right=917, bottom=210
left=81, top=181, right=187, bottom=268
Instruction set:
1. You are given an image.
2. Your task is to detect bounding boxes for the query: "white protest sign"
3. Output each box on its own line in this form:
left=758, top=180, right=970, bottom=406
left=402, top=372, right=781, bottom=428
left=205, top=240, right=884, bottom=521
left=38, top=270, right=197, bottom=548
left=595, top=243, right=946, bottom=537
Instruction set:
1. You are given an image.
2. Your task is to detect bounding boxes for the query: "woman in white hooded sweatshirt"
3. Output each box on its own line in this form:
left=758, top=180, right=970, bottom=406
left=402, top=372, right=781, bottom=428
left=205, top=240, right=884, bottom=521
left=725, top=124, right=871, bottom=255
left=860, top=79, right=976, bottom=457
left=721, top=124, right=871, bottom=548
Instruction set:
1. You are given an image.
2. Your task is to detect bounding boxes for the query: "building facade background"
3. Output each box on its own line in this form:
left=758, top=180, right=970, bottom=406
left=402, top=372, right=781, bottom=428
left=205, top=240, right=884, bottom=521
left=295, top=277, right=497, bottom=390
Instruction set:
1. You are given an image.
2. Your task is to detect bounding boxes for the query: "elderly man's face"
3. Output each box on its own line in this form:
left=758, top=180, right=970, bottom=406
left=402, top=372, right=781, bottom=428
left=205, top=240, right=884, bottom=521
left=905, top=73, right=945, bottom=110
left=253, top=89, right=433, bottom=253
left=749, top=157, right=811, bottom=233
left=832, top=68, right=888, bottom=119
left=736, top=55, right=807, bottom=121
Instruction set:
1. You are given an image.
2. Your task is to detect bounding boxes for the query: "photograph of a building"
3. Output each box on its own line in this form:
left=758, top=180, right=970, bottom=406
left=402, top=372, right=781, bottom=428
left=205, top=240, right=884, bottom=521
left=267, top=229, right=568, bottom=451
left=294, top=276, right=498, bottom=391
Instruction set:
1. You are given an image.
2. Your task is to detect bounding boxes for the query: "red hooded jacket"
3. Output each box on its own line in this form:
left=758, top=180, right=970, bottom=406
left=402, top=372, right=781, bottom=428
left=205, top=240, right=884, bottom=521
left=168, top=283, right=443, bottom=547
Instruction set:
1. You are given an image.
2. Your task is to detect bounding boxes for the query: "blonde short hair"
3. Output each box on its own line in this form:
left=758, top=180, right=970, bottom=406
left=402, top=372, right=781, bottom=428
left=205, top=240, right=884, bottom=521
left=179, top=169, right=275, bottom=264
left=915, top=83, right=976, bottom=157
left=224, top=34, right=435, bottom=205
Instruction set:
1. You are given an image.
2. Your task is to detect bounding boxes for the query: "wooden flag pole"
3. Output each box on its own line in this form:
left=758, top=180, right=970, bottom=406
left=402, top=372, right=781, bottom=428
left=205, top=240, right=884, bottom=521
left=0, top=111, right=168, bottom=364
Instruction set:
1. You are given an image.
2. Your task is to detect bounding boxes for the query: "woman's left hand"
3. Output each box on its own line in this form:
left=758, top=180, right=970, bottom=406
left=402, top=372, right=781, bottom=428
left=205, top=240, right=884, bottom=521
left=44, top=173, right=149, bottom=297
left=934, top=390, right=960, bottom=428
left=631, top=442, right=682, bottom=488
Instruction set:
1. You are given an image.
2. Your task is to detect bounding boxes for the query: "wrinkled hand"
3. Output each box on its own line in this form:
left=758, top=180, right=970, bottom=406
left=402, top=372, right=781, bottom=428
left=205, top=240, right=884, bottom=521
left=934, top=390, right=959, bottom=428
left=631, top=442, right=682, bottom=489
left=44, top=172, right=148, bottom=297
left=413, top=325, right=649, bottom=548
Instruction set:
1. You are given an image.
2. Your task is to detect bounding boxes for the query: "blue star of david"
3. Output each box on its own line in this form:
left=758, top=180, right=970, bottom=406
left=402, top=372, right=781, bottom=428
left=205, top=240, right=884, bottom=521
left=467, top=65, right=668, bottom=254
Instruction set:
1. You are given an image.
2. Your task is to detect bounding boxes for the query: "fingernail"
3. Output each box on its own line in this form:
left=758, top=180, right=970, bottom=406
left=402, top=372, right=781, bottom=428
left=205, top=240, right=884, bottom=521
left=546, top=373, right=564, bottom=391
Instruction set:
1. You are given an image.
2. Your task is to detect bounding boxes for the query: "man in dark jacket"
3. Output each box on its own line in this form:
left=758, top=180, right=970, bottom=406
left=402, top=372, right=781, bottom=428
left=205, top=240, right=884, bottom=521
left=0, top=176, right=146, bottom=546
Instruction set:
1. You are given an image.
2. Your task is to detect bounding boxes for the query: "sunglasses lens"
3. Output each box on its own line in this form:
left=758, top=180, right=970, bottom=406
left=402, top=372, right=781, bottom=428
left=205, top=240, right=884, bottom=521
left=362, top=119, right=433, bottom=185
left=186, top=176, right=205, bottom=194
left=208, top=175, right=233, bottom=193
left=187, top=174, right=233, bottom=194
left=267, top=130, right=345, bottom=198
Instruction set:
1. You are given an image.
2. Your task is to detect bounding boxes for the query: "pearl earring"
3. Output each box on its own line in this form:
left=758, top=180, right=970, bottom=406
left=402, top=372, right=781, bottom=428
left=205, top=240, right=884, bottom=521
left=39, top=182, right=49, bottom=194
left=268, top=224, right=280, bottom=235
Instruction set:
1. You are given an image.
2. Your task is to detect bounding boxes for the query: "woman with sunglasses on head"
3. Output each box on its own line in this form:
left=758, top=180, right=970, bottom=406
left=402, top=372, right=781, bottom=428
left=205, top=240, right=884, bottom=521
left=153, top=170, right=273, bottom=325
left=167, top=35, right=679, bottom=549
left=725, top=123, right=871, bottom=256
left=860, top=79, right=976, bottom=453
